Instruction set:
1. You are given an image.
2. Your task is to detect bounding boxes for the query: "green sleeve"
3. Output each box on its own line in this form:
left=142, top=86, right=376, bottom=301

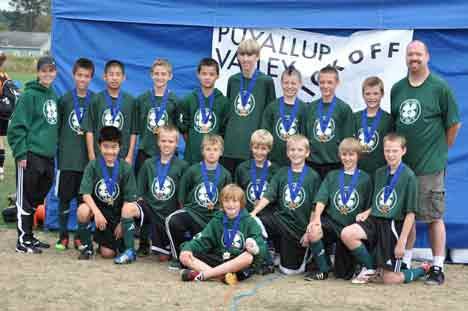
left=363, top=174, right=373, bottom=211
left=79, top=162, right=95, bottom=195
left=122, top=162, right=138, bottom=202
left=57, top=95, right=64, bottom=138
left=178, top=167, right=192, bottom=204
left=234, top=165, right=242, bottom=185
left=314, top=175, right=330, bottom=205
left=136, top=159, right=149, bottom=198
left=390, top=84, right=399, bottom=120
left=181, top=220, right=217, bottom=253
left=131, top=97, right=138, bottom=135
left=260, top=104, right=273, bottom=133
left=441, top=85, right=460, bottom=129
left=7, top=93, right=33, bottom=160
left=82, top=95, right=96, bottom=133
left=220, top=95, right=230, bottom=136
left=342, top=104, right=354, bottom=138
left=179, top=95, right=190, bottom=134
left=263, top=170, right=280, bottom=203
left=266, top=78, right=276, bottom=108
left=170, top=95, right=180, bottom=128
left=404, top=173, right=419, bottom=214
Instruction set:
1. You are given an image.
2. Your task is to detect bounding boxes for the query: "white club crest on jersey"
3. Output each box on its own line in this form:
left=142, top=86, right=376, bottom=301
left=282, top=183, right=306, bottom=209
left=151, top=176, right=175, bottom=201
left=94, top=178, right=120, bottom=204
left=333, top=187, right=360, bottom=215
left=194, top=182, right=219, bottom=207
left=102, top=108, right=124, bottom=130
left=43, top=99, right=57, bottom=125
left=313, top=118, right=335, bottom=142
left=234, top=91, right=255, bottom=117
left=399, top=99, right=421, bottom=125
left=147, top=108, right=168, bottom=132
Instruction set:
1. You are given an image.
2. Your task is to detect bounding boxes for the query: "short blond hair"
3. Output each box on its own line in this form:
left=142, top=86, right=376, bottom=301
left=220, top=184, right=246, bottom=210
left=250, top=129, right=273, bottom=150
left=362, top=76, right=384, bottom=95
left=338, top=137, right=362, bottom=158
left=286, top=134, right=310, bottom=151
left=157, top=124, right=179, bottom=143
left=201, top=134, right=224, bottom=153
left=151, top=58, right=172, bottom=75
left=383, top=133, right=407, bottom=148
left=237, top=39, right=261, bottom=56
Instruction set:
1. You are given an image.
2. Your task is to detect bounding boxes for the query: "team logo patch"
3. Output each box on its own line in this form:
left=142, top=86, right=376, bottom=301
left=43, top=99, right=57, bottom=125
left=246, top=180, right=269, bottom=204
left=147, top=108, right=168, bottom=133
left=94, top=178, right=120, bottom=204
left=194, top=182, right=219, bottom=207
left=282, top=183, right=306, bottom=209
left=68, top=109, right=84, bottom=134
left=399, top=99, right=421, bottom=125
left=275, top=117, right=299, bottom=141
left=333, top=188, right=360, bottom=215
left=221, top=230, right=245, bottom=250
left=234, top=91, right=255, bottom=117
left=151, top=176, right=175, bottom=201
left=357, top=127, right=379, bottom=153
left=102, top=108, right=124, bottom=130
left=375, top=187, right=398, bottom=215
left=194, top=109, right=217, bottom=134
left=313, top=118, right=335, bottom=142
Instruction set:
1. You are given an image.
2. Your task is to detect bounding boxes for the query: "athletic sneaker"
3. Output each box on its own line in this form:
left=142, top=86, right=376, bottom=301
left=73, top=239, right=86, bottom=251
left=304, top=271, right=329, bottom=281
left=78, top=249, right=94, bottom=260
left=114, top=249, right=137, bottom=264
left=32, top=237, right=50, bottom=249
left=351, top=267, right=376, bottom=284
left=180, top=269, right=204, bottom=282
left=55, top=238, right=69, bottom=251
left=168, top=259, right=182, bottom=271
left=16, top=242, right=42, bottom=254
left=136, top=243, right=150, bottom=257
left=425, top=265, right=445, bottom=285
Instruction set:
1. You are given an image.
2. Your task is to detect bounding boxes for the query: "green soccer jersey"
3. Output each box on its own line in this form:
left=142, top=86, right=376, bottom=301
left=136, top=90, right=179, bottom=157
left=224, top=72, right=276, bottom=160
left=137, top=156, right=189, bottom=222
left=79, top=158, right=138, bottom=222
left=302, top=97, right=354, bottom=164
left=57, top=90, right=94, bottom=172
left=370, top=164, right=418, bottom=221
left=178, top=162, right=232, bottom=227
left=353, top=109, right=393, bottom=175
left=82, top=90, right=138, bottom=159
left=391, top=74, right=460, bottom=175
left=234, top=160, right=280, bottom=212
left=181, top=209, right=268, bottom=268
left=261, top=98, right=307, bottom=167
left=264, top=166, right=321, bottom=240
left=179, top=88, right=229, bottom=164
left=314, top=169, right=372, bottom=227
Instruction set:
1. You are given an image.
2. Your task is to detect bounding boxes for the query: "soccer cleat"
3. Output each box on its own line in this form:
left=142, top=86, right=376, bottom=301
left=224, top=272, right=238, bottom=285
left=16, top=242, right=42, bottom=254
left=73, top=238, right=86, bottom=251
left=55, top=238, right=69, bottom=251
left=32, top=237, right=50, bottom=249
left=78, top=249, right=94, bottom=260
left=180, top=269, right=204, bottom=282
left=304, top=271, right=329, bottom=281
left=351, top=267, right=376, bottom=284
left=114, top=249, right=137, bottom=264
left=425, top=265, right=445, bottom=285
left=168, top=259, right=182, bottom=271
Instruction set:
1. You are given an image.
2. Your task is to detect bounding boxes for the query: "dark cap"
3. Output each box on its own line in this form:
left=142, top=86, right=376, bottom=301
left=37, top=56, right=56, bottom=71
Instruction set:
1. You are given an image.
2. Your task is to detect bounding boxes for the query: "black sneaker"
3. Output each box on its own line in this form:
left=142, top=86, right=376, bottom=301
left=136, top=242, right=150, bottom=257
left=32, top=237, right=50, bottom=249
left=16, top=242, right=42, bottom=254
left=78, top=249, right=94, bottom=260
left=425, top=266, right=445, bottom=285
left=400, top=262, right=409, bottom=270
left=304, top=271, right=329, bottom=281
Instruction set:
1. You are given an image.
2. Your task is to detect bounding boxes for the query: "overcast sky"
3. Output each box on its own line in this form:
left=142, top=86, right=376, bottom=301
left=0, top=1, right=11, bottom=11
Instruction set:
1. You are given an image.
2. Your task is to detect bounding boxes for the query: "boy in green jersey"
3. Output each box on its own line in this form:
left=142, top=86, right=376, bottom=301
left=180, top=184, right=267, bottom=285
left=179, top=58, right=229, bottom=164
left=83, top=60, right=138, bottom=165
left=8, top=56, right=58, bottom=253
left=303, top=138, right=372, bottom=281
left=77, top=126, right=139, bottom=263
left=341, top=134, right=431, bottom=284
left=55, top=58, right=95, bottom=251
left=222, top=39, right=276, bottom=174
left=135, top=59, right=180, bottom=174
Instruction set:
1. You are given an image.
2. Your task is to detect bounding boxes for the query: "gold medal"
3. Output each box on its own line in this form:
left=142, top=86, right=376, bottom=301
left=361, top=143, right=370, bottom=153
left=381, top=204, right=389, bottom=214
left=223, top=251, right=231, bottom=260
left=319, top=134, right=328, bottom=142
left=282, top=133, right=290, bottom=140
left=207, top=202, right=214, bottom=210
left=77, top=129, right=84, bottom=135
left=289, top=202, right=297, bottom=209
left=239, top=108, right=249, bottom=117
left=340, top=206, right=349, bottom=215
left=108, top=198, right=114, bottom=206
left=200, top=124, right=210, bottom=133
left=153, top=127, right=160, bottom=135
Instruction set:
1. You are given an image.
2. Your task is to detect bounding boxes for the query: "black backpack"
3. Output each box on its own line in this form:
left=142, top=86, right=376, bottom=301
left=0, top=79, right=21, bottom=120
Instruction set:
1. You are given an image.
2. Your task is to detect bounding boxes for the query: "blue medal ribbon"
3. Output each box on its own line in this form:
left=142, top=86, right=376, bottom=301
left=197, top=88, right=215, bottom=124
left=361, top=108, right=382, bottom=144
left=71, top=89, right=91, bottom=125
left=223, top=211, right=242, bottom=253
left=104, top=90, right=122, bottom=123
left=384, top=163, right=405, bottom=204
left=150, top=87, right=170, bottom=126
left=201, top=161, right=221, bottom=203
left=316, top=96, right=337, bottom=134
left=279, top=97, right=300, bottom=133
left=339, top=169, right=361, bottom=205
left=239, top=69, right=259, bottom=108
left=287, top=166, right=308, bottom=204
left=155, top=156, right=172, bottom=190
left=99, top=156, right=120, bottom=199
left=250, top=160, right=269, bottom=201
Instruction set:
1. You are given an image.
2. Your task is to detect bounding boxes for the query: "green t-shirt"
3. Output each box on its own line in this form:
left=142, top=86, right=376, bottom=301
left=370, top=164, right=418, bottom=221
left=57, top=91, right=94, bottom=172
left=261, top=98, right=307, bottom=167
left=391, top=74, right=460, bottom=175
left=224, top=72, right=276, bottom=160
left=82, top=90, right=138, bottom=159
left=234, top=160, right=280, bottom=212
left=136, top=90, right=179, bottom=157
left=79, top=158, right=138, bottom=222
left=137, top=156, right=189, bottom=222
left=264, top=166, right=321, bottom=240
left=314, top=169, right=372, bottom=227
left=179, top=88, right=229, bottom=164
left=302, top=97, right=354, bottom=164
left=353, top=109, right=393, bottom=176
left=178, top=163, right=232, bottom=227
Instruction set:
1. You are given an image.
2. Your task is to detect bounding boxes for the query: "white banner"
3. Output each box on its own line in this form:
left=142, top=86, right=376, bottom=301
left=212, top=28, right=413, bottom=112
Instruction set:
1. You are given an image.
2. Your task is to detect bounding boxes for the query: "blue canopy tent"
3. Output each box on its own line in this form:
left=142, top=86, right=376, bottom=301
left=50, top=1, right=467, bottom=249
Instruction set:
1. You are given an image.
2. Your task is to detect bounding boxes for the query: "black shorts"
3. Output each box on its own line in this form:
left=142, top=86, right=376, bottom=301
left=58, top=170, right=83, bottom=202
left=0, top=118, right=8, bottom=136
left=136, top=199, right=171, bottom=255
left=321, top=214, right=344, bottom=246
left=93, top=219, right=123, bottom=252
left=357, top=216, right=403, bottom=271
left=192, top=252, right=254, bottom=281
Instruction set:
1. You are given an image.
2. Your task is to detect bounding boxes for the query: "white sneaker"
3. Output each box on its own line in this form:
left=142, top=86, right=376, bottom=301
left=0, top=167, right=4, bottom=181
left=351, top=267, right=376, bottom=284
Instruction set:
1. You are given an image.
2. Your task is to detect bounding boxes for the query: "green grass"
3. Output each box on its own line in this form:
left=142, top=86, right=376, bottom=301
left=8, top=72, right=35, bottom=89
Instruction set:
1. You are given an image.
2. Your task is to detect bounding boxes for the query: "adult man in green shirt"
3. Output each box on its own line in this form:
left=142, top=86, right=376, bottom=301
left=391, top=40, right=461, bottom=285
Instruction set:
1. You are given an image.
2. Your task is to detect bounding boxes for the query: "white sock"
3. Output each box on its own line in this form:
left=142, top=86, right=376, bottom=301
left=402, top=250, right=413, bottom=268
left=433, top=256, right=444, bottom=269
